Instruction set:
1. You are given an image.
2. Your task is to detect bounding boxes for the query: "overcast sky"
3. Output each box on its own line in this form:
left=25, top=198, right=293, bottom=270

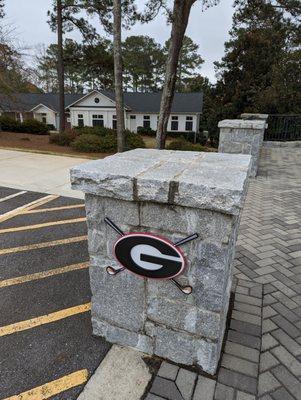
left=4, top=0, right=234, bottom=83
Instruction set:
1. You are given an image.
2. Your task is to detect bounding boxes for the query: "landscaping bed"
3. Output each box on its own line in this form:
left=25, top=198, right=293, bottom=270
left=0, top=127, right=216, bottom=157
left=0, top=131, right=108, bottom=159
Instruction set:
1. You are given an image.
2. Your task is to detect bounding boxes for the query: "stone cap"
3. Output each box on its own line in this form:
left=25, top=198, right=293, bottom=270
left=70, top=149, right=251, bottom=215
left=218, top=119, right=266, bottom=130
left=241, top=113, right=269, bottom=121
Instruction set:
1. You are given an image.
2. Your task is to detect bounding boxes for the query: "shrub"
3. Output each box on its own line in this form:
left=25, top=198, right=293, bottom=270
left=137, top=126, right=156, bottom=136
left=197, top=132, right=208, bottom=146
left=209, top=132, right=219, bottom=148
left=125, top=129, right=146, bottom=150
left=21, top=119, right=49, bottom=134
left=0, top=116, right=23, bottom=132
left=99, top=132, right=117, bottom=153
left=74, top=125, right=114, bottom=137
left=71, top=128, right=146, bottom=153
left=71, top=134, right=103, bottom=152
left=49, top=129, right=77, bottom=146
left=166, top=138, right=205, bottom=152
left=47, top=124, right=56, bottom=130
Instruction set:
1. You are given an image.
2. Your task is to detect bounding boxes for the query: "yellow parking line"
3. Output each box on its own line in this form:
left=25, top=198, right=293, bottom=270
left=0, top=235, right=87, bottom=255
left=0, top=195, right=59, bottom=223
left=0, top=217, right=86, bottom=234
left=0, top=262, right=89, bottom=288
left=0, top=302, right=91, bottom=337
left=21, top=204, right=85, bottom=214
left=3, top=369, right=88, bottom=399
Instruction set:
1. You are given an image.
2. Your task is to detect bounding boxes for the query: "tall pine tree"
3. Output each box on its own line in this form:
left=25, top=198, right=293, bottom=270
left=215, top=0, right=300, bottom=114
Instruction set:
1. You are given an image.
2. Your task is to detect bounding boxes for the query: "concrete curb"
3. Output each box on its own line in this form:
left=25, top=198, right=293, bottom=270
left=77, top=345, right=153, bottom=400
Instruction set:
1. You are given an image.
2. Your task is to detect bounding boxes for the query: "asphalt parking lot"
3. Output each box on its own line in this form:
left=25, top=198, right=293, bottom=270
left=0, top=186, right=111, bottom=399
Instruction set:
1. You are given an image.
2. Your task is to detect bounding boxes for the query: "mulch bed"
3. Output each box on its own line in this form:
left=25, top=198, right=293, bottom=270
left=0, top=131, right=108, bottom=159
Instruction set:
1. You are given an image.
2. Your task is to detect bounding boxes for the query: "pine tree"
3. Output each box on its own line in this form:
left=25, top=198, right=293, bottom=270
left=215, top=0, right=300, bottom=115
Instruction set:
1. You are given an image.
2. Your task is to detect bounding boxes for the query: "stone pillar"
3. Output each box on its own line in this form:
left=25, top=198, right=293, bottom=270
left=70, top=149, right=251, bottom=375
left=218, top=119, right=266, bottom=178
left=240, top=113, right=268, bottom=121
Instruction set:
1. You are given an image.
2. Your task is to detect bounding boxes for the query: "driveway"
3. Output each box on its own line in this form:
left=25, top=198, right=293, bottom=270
left=0, top=149, right=89, bottom=198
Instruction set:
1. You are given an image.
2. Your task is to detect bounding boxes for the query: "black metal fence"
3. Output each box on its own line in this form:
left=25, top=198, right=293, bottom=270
left=264, top=114, right=301, bottom=141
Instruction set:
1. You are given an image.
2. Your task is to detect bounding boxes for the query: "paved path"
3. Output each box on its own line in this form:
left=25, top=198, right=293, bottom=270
left=0, top=149, right=89, bottom=198
left=144, top=147, right=301, bottom=400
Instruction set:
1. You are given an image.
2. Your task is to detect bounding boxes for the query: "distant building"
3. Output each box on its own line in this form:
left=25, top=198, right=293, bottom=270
left=0, top=90, right=203, bottom=133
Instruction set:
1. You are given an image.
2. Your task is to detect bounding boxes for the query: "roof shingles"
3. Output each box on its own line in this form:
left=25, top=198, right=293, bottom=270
left=0, top=91, right=203, bottom=114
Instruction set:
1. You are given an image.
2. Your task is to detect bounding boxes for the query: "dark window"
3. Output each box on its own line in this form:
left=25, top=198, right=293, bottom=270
left=185, top=121, right=193, bottom=131
left=185, top=116, right=193, bottom=131
left=78, top=114, right=84, bottom=127
left=92, top=114, right=104, bottom=127
left=171, top=116, right=178, bottom=131
left=94, top=97, right=100, bottom=104
left=143, top=115, right=150, bottom=129
left=130, top=115, right=136, bottom=119
left=93, top=119, right=104, bottom=127
left=112, top=115, right=117, bottom=130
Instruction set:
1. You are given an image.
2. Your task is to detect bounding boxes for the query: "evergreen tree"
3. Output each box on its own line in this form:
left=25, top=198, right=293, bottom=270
left=164, top=36, right=204, bottom=91
left=215, top=0, right=300, bottom=115
left=123, top=35, right=165, bottom=91
left=36, top=39, right=114, bottom=92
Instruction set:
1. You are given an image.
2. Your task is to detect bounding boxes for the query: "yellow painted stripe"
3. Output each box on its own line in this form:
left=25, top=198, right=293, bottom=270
left=0, top=217, right=86, bottom=234
left=3, top=369, right=88, bottom=400
left=0, top=303, right=91, bottom=337
left=21, top=204, right=85, bottom=214
left=0, top=262, right=89, bottom=288
left=0, top=235, right=87, bottom=255
left=0, top=195, right=58, bottom=223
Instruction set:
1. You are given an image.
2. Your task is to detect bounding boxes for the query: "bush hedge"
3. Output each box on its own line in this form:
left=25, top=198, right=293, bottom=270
left=0, top=116, right=23, bottom=132
left=0, top=116, right=49, bottom=134
left=21, top=119, right=49, bottom=134
left=166, top=138, right=205, bottom=152
left=71, top=126, right=145, bottom=153
left=166, top=131, right=209, bottom=146
left=125, top=129, right=145, bottom=150
left=74, top=125, right=113, bottom=137
left=49, top=129, right=77, bottom=146
left=137, top=126, right=156, bottom=136
left=136, top=128, right=208, bottom=146
left=71, top=134, right=103, bottom=152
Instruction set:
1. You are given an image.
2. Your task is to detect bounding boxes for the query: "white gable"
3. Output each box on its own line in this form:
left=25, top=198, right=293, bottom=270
left=71, top=91, right=116, bottom=108
left=31, top=104, right=56, bottom=114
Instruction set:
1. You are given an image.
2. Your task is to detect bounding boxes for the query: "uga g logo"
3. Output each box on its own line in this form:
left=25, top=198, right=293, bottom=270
left=114, top=233, right=185, bottom=279
left=104, top=217, right=198, bottom=294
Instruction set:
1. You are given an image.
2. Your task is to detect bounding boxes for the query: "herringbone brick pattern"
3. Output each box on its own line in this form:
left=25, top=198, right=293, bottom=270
left=233, top=147, right=301, bottom=399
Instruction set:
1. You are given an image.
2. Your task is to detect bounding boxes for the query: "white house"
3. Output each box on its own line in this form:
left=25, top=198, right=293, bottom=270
left=67, top=90, right=203, bottom=133
left=0, top=90, right=203, bottom=133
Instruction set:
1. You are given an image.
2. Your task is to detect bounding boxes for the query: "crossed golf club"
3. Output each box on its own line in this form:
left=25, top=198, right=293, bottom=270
left=104, top=217, right=198, bottom=295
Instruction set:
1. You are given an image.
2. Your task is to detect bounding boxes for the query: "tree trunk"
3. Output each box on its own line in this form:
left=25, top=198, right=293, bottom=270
left=156, top=0, right=195, bottom=149
left=57, top=0, right=65, bottom=133
left=113, top=0, right=125, bottom=152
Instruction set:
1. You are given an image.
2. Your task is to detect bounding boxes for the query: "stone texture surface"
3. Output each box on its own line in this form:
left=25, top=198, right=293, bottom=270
left=218, top=119, right=266, bottom=177
left=71, top=149, right=251, bottom=215
left=142, top=147, right=301, bottom=399
left=240, top=113, right=269, bottom=121
left=71, top=149, right=251, bottom=375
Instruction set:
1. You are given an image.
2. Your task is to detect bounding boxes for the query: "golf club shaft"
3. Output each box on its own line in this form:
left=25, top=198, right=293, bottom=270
left=104, top=217, right=124, bottom=236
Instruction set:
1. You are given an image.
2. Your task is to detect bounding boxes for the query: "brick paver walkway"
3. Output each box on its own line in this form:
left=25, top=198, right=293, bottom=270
left=144, top=146, right=301, bottom=400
